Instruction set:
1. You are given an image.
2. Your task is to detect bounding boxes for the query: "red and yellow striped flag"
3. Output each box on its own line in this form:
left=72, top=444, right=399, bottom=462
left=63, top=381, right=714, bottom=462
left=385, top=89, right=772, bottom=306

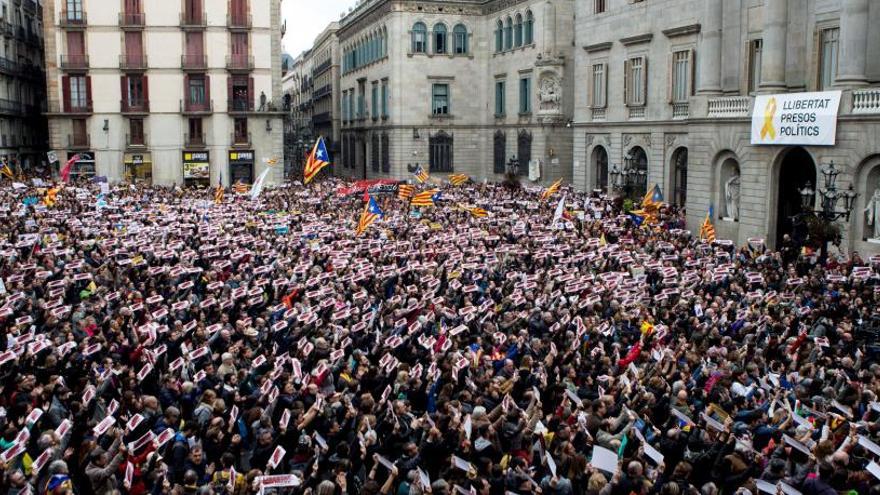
left=233, top=182, right=249, bottom=194
left=448, top=174, right=469, bottom=186
left=410, top=189, right=440, bottom=207
left=398, top=184, right=415, bottom=200
left=540, top=178, right=563, bottom=201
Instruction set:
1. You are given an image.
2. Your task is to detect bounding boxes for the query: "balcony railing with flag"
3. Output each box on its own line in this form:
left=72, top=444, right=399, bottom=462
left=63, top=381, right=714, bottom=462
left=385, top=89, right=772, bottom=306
left=227, top=13, right=252, bottom=30
left=120, top=54, right=148, bottom=71
left=181, top=54, right=207, bottom=71
left=180, top=99, right=213, bottom=114
left=184, top=133, right=206, bottom=147
left=60, top=54, right=89, bottom=70
left=126, top=133, right=148, bottom=147
left=68, top=133, right=90, bottom=149
left=121, top=98, right=150, bottom=114
left=226, top=54, right=254, bottom=72
left=231, top=132, right=251, bottom=147
left=180, top=11, right=207, bottom=29
left=119, top=12, right=145, bottom=28
left=59, top=11, right=87, bottom=28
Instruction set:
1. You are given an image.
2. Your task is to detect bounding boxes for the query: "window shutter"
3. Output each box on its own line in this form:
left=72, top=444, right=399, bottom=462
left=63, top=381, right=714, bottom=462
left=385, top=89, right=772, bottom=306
left=640, top=56, right=648, bottom=106
left=666, top=52, right=674, bottom=104
left=120, top=75, right=128, bottom=110
left=248, top=77, right=254, bottom=110
left=742, top=41, right=750, bottom=93
left=688, top=48, right=696, bottom=96
left=143, top=75, right=149, bottom=110
left=227, top=76, right=233, bottom=105
left=86, top=76, right=93, bottom=108
left=205, top=74, right=211, bottom=106
left=624, top=58, right=631, bottom=106
left=62, top=75, right=70, bottom=112
left=602, top=63, right=608, bottom=108
left=587, top=65, right=594, bottom=108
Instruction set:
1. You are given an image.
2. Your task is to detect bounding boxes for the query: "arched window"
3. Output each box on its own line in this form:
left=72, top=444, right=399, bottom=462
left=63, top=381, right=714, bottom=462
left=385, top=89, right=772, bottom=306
left=504, top=17, right=512, bottom=50
left=433, top=23, right=447, bottom=54
left=592, top=146, right=609, bottom=191
left=626, top=146, right=649, bottom=199
left=514, top=14, right=523, bottom=47
left=495, top=20, right=503, bottom=52
left=453, top=24, right=467, bottom=54
left=524, top=10, right=534, bottom=44
left=412, top=22, right=427, bottom=53
left=672, top=147, right=688, bottom=206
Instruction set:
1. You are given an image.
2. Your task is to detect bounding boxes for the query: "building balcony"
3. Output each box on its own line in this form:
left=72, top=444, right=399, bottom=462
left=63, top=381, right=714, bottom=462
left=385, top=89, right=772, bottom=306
left=227, top=13, right=252, bottom=30
left=231, top=132, right=251, bottom=147
left=627, top=106, right=645, bottom=120
left=228, top=98, right=253, bottom=114
left=226, top=54, right=254, bottom=72
left=0, top=20, right=12, bottom=38
left=121, top=99, right=150, bottom=115
left=179, top=11, right=207, bottom=30
left=705, top=96, right=752, bottom=118
left=852, top=88, right=880, bottom=115
left=590, top=107, right=606, bottom=121
left=313, top=84, right=331, bottom=99
left=312, top=60, right=332, bottom=76
left=119, top=12, right=145, bottom=29
left=184, top=133, right=206, bottom=148
left=312, top=112, right=331, bottom=124
left=119, top=54, right=148, bottom=71
left=0, top=56, right=17, bottom=76
left=60, top=54, right=89, bottom=71
left=25, top=30, right=39, bottom=46
left=65, top=102, right=93, bottom=115
left=68, top=133, right=90, bottom=149
left=181, top=54, right=207, bottom=71
left=180, top=99, right=213, bottom=115
left=672, top=102, right=689, bottom=120
left=59, top=11, right=87, bottom=29
left=126, top=133, right=148, bottom=148
left=0, top=99, right=21, bottom=116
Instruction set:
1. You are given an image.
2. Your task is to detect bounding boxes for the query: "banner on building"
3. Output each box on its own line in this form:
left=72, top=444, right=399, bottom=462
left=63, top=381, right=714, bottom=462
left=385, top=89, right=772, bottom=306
left=751, top=91, right=842, bottom=146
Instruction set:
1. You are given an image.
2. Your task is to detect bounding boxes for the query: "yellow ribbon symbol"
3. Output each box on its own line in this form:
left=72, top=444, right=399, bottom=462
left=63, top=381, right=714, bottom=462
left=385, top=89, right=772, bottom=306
left=761, top=97, right=777, bottom=140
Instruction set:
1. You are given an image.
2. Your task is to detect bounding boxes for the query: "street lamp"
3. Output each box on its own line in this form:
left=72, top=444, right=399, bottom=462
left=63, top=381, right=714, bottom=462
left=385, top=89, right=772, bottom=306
left=797, top=160, right=857, bottom=263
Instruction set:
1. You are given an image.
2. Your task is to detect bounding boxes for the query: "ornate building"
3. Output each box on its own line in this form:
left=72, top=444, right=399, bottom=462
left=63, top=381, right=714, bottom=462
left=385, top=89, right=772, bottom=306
left=335, top=0, right=574, bottom=184
left=572, top=0, right=880, bottom=254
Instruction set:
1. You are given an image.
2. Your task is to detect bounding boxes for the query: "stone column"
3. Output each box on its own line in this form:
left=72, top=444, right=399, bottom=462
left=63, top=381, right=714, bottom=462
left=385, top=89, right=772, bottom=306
left=836, top=0, right=869, bottom=87
left=759, top=0, right=787, bottom=92
left=697, top=0, right=723, bottom=95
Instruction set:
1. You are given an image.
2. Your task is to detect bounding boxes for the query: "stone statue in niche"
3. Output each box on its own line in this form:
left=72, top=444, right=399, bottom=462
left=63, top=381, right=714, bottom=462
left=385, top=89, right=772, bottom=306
left=724, top=173, right=740, bottom=220
left=538, top=74, right=561, bottom=112
left=864, top=181, right=880, bottom=239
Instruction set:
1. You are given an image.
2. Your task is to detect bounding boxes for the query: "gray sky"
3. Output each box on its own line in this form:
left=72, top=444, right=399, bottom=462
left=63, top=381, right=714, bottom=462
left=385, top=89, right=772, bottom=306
left=282, top=0, right=353, bottom=57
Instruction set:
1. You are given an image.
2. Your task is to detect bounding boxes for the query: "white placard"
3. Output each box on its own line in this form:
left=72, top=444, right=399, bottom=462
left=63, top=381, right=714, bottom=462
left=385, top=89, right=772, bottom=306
left=590, top=445, right=618, bottom=475
left=751, top=91, right=841, bottom=146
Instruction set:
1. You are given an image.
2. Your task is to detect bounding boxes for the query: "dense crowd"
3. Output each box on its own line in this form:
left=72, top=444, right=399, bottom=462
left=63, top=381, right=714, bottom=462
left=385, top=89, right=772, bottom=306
left=0, top=174, right=878, bottom=495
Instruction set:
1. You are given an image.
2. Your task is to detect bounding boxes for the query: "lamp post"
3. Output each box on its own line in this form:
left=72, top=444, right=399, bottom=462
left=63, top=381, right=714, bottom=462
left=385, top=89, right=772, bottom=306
left=797, top=160, right=858, bottom=264
left=608, top=156, right=646, bottom=201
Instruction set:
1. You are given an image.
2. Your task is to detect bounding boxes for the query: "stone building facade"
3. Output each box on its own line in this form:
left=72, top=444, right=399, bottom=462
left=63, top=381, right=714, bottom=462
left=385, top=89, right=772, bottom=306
left=335, top=0, right=574, bottom=184
left=0, top=0, right=47, bottom=173
left=572, top=0, right=880, bottom=254
left=42, top=0, right=285, bottom=187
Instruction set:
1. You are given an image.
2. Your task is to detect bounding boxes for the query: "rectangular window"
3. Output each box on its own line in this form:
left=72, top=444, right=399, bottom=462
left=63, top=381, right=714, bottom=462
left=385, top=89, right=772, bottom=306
left=127, top=75, right=144, bottom=107
left=519, top=77, right=531, bottom=114
left=188, top=118, right=203, bottom=144
left=357, top=81, right=365, bottom=118
left=591, top=63, right=606, bottom=108
left=125, top=32, right=144, bottom=65
left=233, top=118, right=248, bottom=142
left=129, top=118, right=144, bottom=145
left=188, top=75, right=205, bottom=104
left=819, top=27, right=839, bottom=90
left=626, top=56, right=646, bottom=106
left=371, top=82, right=378, bottom=120
left=748, top=39, right=762, bottom=94
left=671, top=50, right=690, bottom=103
left=70, top=75, right=88, bottom=108
left=381, top=80, right=388, bottom=117
left=66, top=0, right=83, bottom=20
left=72, top=118, right=87, bottom=145
left=432, top=83, right=449, bottom=115
left=342, top=90, right=348, bottom=121
left=495, top=80, right=505, bottom=116
left=595, top=0, right=606, bottom=13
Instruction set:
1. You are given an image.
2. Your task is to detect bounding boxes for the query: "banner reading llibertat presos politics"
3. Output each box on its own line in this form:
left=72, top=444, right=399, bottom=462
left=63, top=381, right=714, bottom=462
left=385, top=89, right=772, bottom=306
left=750, top=90, right=842, bottom=146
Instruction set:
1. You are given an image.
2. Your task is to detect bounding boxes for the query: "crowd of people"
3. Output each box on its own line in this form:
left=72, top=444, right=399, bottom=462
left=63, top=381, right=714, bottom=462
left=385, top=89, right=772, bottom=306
left=0, top=173, right=878, bottom=495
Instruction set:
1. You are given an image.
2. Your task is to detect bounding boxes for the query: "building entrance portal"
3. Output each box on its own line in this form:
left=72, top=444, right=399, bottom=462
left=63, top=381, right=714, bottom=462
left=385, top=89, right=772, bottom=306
left=775, top=147, right=816, bottom=247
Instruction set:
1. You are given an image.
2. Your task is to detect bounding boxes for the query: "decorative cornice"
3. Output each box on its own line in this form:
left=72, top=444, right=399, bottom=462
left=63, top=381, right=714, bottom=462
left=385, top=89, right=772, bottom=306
left=662, top=23, right=701, bottom=38
left=620, top=33, right=653, bottom=46
left=583, top=42, right=613, bottom=53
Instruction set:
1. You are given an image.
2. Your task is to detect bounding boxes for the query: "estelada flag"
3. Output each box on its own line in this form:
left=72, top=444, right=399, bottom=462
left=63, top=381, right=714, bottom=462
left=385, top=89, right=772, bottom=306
left=303, top=137, right=330, bottom=184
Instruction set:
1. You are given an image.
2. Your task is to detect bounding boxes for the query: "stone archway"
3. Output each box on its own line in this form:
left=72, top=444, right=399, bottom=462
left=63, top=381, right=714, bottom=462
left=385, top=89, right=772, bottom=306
left=774, top=147, right=817, bottom=247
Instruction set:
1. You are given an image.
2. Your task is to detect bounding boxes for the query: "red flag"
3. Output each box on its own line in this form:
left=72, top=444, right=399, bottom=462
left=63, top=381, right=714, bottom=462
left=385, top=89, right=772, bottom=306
left=60, top=154, right=79, bottom=183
